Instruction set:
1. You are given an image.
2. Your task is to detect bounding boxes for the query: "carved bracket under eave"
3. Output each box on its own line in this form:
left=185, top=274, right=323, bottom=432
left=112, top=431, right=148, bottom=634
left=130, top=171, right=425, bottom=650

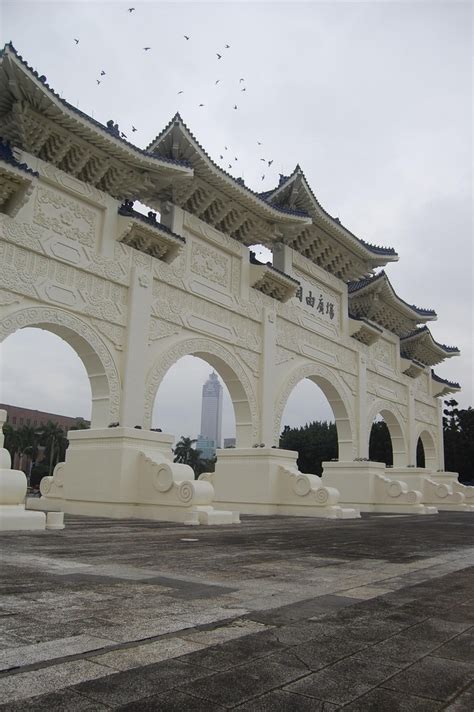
left=117, top=215, right=185, bottom=263
left=401, top=357, right=425, bottom=379
left=349, top=316, right=382, bottom=345
left=0, top=161, right=37, bottom=217
left=249, top=263, right=299, bottom=302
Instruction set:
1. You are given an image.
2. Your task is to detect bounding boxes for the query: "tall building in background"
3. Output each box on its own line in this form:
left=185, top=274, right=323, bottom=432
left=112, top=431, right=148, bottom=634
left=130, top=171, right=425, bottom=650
left=197, top=372, right=223, bottom=459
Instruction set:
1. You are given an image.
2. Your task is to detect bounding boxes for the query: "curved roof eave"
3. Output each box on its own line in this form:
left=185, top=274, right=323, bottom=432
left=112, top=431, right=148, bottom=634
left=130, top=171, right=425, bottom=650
left=147, top=113, right=314, bottom=226
left=258, top=166, right=399, bottom=261
left=0, top=44, right=193, bottom=178
left=348, top=271, right=437, bottom=321
left=401, top=326, right=460, bottom=356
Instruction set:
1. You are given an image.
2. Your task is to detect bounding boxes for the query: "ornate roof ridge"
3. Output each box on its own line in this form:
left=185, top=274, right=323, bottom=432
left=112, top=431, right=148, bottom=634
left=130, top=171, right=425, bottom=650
left=431, top=370, right=461, bottom=389
left=348, top=271, right=437, bottom=317
left=0, top=137, right=38, bottom=176
left=401, top=326, right=459, bottom=353
left=260, top=165, right=398, bottom=258
left=146, top=112, right=312, bottom=220
left=0, top=44, right=192, bottom=171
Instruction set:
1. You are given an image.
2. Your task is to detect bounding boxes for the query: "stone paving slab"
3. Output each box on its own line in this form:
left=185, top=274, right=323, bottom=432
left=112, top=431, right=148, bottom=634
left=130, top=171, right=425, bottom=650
left=0, top=511, right=473, bottom=709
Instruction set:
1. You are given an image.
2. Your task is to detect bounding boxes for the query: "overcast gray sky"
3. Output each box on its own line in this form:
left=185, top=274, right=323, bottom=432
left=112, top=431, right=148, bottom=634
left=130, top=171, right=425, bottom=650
left=0, top=0, right=472, bottom=441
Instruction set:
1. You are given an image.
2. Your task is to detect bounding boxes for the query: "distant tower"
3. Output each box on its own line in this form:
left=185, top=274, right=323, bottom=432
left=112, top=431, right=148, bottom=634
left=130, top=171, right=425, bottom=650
left=197, top=372, right=223, bottom=459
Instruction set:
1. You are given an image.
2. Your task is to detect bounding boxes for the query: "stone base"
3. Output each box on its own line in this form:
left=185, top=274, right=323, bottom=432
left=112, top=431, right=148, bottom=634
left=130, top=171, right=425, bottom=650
left=390, top=468, right=473, bottom=512
left=39, top=427, right=238, bottom=526
left=322, top=461, right=437, bottom=514
left=200, top=448, right=359, bottom=519
left=0, top=505, right=46, bottom=531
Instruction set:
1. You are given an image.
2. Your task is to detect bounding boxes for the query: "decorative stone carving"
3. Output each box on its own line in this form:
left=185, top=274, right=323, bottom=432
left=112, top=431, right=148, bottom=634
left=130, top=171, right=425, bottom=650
left=371, top=339, right=395, bottom=369
left=183, top=210, right=242, bottom=256
left=148, top=318, right=182, bottom=342
left=276, top=317, right=357, bottom=373
left=415, top=403, right=437, bottom=425
left=90, top=319, right=125, bottom=351
left=34, top=187, right=98, bottom=246
left=191, top=241, right=230, bottom=288
left=235, top=347, right=260, bottom=376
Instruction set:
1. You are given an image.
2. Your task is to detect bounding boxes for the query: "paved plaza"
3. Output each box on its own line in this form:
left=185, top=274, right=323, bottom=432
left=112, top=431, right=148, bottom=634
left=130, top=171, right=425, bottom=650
left=0, top=512, right=473, bottom=710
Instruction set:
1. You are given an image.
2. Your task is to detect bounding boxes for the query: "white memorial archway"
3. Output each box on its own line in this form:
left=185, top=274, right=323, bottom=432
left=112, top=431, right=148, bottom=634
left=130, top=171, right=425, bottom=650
left=0, top=43, right=469, bottom=523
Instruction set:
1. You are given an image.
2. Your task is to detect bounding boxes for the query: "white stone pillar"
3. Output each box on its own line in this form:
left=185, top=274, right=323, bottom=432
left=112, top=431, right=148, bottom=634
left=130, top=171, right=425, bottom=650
left=120, top=265, right=153, bottom=427
left=356, top=353, right=369, bottom=458
left=260, top=307, right=277, bottom=446
left=407, top=386, right=417, bottom=466
left=161, top=202, right=185, bottom=235
left=273, top=243, right=293, bottom=275
left=436, top=399, right=445, bottom=471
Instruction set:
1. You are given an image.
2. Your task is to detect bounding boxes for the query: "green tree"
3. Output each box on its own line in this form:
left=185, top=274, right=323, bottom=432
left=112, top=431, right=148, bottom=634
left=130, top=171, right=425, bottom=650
left=369, top=420, right=393, bottom=466
left=279, top=420, right=338, bottom=475
left=443, top=400, right=474, bottom=483
left=40, top=421, right=67, bottom=476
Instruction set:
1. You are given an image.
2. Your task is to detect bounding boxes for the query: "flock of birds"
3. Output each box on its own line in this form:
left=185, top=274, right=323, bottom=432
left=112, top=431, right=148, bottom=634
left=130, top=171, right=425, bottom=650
left=72, top=6, right=277, bottom=183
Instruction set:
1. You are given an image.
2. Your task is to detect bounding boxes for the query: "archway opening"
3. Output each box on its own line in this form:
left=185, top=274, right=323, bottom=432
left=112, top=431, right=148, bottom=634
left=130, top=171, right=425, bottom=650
left=0, top=327, right=92, bottom=483
left=278, top=375, right=352, bottom=475
left=152, top=355, right=243, bottom=475
left=417, top=430, right=437, bottom=470
left=369, top=409, right=406, bottom=467
left=416, top=438, right=425, bottom=468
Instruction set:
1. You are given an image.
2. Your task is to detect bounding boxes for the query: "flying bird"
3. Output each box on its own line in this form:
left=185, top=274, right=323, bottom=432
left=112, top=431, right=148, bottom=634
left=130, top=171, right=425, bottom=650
left=199, top=103, right=205, bottom=107
left=257, top=141, right=262, bottom=145
left=143, top=47, right=151, bottom=51
left=228, top=164, right=232, bottom=169
left=225, top=146, right=228, bottom=150
left=233, top=104, right=237, bottom=109
left=241, top=88, right=246, bottom=92
left=177, top=90, right=184, bottom=94
left=260, top=158, right=266, bottom=162
left=132, top=126, right=137, bottom=132
left=234, top=157, right=238, bottom=161
left=216, top=53, right=222, bottom=59
left=100, top=70, right=106, bottom=76
left=261, top=175, right=265, bottom=181
left=215, top=79, right=220, bottom=84
left=239, top=78, right=245, bottom=82
left=219, top=155, right=223, bottom=159
left=96, top=80, right=101, bottom=85
left=128, top=7, right=135, bottom=12
left=225, top=44, right=230, bottom=48
left=74, top=38, right=79, bottom=44
left=121, top=132, right=127, bottom=138
left=184, top=35, right=190, bottom=40
left=268, top=160, right=273, bottom=166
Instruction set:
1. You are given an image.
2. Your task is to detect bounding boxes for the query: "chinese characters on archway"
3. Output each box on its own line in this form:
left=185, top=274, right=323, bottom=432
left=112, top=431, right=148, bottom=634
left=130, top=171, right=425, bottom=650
left=295, top=286, right=335, bottom=321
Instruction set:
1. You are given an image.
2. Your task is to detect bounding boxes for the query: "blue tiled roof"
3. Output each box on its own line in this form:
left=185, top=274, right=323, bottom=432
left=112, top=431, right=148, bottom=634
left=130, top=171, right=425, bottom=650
left=348, top=272, right=437, bottom=317
left=261, top=166, right=398, bottom=258
left=401, top=326, right=459, bottom=353
left=147, top=113, right=310, bottom=220
left=431, top=370, right=460, bottom=389
left=1, top=44, right=192, bottom=170
left=0, top=138, right=38, bottom=176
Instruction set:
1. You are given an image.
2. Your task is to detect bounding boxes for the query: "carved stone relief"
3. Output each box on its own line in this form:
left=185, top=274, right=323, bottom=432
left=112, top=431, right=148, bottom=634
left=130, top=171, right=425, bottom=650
left=34, top=187, right=98, bottom=246
left=151, top=282, right=262, bottom=353
left=0, top=240, right=128, bottom=325
left=190, top=241, right=230, bottom=288
left=276, top=317, right=356, bottom=374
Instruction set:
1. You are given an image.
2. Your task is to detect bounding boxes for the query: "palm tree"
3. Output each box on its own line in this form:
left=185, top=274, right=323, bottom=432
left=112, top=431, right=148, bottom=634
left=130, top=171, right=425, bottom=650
left=173, top=436, right=198, bottom=465
left=40, top=421, right=67, bottom=476
left=16, top=425, right=37, bottom=472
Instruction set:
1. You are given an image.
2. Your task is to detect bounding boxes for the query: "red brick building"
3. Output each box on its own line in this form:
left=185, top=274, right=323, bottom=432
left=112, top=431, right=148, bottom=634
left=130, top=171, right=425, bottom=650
left=0, top=403, right=89, bottom=431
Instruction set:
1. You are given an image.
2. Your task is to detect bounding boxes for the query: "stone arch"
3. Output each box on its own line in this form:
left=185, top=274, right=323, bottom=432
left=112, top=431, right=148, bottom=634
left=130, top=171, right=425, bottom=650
left=0, top=307, right=121, bottom=427
left=416, top=426, right=438, bottom=471
left=367, top=399, right=408, bottom=467
left=144, top=338, right=258, bottom=447
left=274, top=362, right=356, bottom=460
